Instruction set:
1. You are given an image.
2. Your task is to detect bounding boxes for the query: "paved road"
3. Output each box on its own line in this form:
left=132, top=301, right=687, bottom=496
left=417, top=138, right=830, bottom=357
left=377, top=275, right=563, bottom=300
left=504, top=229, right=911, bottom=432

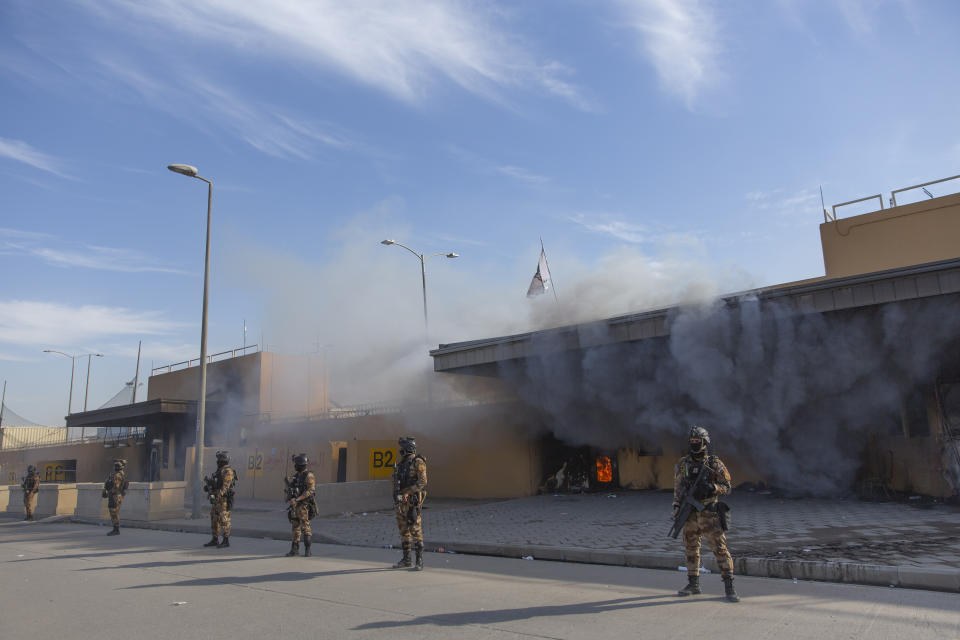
left=1, top=521, right=957, bottom=640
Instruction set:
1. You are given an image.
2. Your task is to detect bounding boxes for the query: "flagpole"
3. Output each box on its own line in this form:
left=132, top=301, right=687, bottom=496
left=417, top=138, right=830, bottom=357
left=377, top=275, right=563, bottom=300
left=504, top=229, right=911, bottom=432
left=540, top=237, right=559, bottom=302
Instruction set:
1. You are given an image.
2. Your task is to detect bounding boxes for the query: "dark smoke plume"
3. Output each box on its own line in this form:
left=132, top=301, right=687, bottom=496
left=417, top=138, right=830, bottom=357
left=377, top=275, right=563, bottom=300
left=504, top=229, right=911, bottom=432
left=498, top=294, right=960, bottom=495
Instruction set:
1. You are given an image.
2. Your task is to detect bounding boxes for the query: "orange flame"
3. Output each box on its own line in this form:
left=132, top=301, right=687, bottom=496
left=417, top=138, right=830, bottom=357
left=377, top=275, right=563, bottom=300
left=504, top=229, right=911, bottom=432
left=596, top=456, right=613, bottom=483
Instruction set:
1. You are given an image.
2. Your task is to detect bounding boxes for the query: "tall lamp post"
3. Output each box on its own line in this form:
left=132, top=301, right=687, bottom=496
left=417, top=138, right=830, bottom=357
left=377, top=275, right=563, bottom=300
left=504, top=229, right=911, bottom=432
left=380, top=239, right=458, bottom=403
left=168, top=163, right=213, bottom=519
left=43, top=350, right=103, bottom=415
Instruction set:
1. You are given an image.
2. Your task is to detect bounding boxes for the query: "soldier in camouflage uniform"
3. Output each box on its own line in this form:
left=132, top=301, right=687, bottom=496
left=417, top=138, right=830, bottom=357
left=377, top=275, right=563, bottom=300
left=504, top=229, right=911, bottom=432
left=102, top=458, right=129, bottom=535
left=285, top=453, right=317, bottom=557
left=204, top=450, right=236, bottom=549
left=21, top=465, right=40, bottom=521
left=673, top=426, right=740, bottom=602
left=391, top=436, right=428, bottom=571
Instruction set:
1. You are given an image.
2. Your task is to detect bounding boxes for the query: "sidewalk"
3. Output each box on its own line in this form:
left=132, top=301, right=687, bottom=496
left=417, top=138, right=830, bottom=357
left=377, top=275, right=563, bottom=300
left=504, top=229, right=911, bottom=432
left=13, top=490, right=960, bottom=592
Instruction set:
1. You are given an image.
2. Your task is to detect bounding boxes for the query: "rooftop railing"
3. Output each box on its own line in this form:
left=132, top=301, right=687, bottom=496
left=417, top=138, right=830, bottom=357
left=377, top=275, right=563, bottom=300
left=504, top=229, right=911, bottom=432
left=151, top=344, right=259, bottom=376
left=826, top=173, right=960, bottom=222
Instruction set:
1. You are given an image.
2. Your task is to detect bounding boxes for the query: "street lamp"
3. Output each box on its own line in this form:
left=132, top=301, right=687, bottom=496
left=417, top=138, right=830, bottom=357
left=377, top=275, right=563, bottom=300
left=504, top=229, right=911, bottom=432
left=43, top=350, right=103, bottom=416
left=168, top=162, right=213, bottom=519
left=380, top=239, right=458, bottom=404
left=379, top=239, right=458, bottom=338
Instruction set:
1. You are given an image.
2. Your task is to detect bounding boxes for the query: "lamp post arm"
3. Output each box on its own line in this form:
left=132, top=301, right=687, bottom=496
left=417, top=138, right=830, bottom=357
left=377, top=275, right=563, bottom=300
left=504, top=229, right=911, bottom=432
left=389, top=241, right=423, bottom=261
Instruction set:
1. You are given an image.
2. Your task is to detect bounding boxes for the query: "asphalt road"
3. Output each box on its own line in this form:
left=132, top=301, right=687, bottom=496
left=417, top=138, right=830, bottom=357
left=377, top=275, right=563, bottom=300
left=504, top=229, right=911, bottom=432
left=1, top=521, right=957, bottom=640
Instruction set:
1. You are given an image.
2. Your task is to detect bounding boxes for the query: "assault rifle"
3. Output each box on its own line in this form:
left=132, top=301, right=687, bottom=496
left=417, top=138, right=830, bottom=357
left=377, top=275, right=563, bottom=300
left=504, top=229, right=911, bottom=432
left=202, top=474, right=217, bottom=504
left=283, top=476, right=300, bottom=515
left=668, top=459, right=713, bottom=539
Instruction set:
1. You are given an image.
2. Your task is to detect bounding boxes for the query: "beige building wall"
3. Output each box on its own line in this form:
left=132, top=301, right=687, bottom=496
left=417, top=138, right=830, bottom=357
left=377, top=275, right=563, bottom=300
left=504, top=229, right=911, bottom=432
left=148, top=351, right=328, bottom=423
left=0, top=440, right=146, bottom=484
left=820, top=192, right=960, bottom=279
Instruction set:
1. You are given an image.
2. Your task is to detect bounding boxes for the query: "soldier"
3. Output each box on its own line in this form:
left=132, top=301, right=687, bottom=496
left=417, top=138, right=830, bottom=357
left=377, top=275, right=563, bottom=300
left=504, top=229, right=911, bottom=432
left=284, top=453, right=317, bottom=557
left=203, top=450, right=236, bottom=549
left=673, top=425, right=739, bottom=602
left=102, top=458, right=129, bottom=535
left=21, top=465, right=40, bottom=521
left=391, top=436, right=428, bottom=571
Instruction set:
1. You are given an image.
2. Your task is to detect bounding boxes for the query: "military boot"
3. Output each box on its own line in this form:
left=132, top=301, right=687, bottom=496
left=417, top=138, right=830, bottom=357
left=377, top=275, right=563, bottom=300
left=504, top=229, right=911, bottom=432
left=217, top=536, right=230, bottom=548
left=107, top=525, right=120, bottom=536
left=393, top=544, right=412, bottom=568
left=203, top=536, right=220, bottom=547
left=303, top=540, right=312, bottom=557
left=286, top=542, right=299, bottom=557
left=413, top=541, right=424, bottom=571
left=677, top=575, right=701, bottom=596
left=723, top=577, right=740, bottom=602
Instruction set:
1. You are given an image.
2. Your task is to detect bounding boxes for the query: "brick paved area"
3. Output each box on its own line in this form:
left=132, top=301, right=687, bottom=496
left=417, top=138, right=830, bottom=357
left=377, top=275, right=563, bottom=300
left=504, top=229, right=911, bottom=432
left=314, top=491, right=960, bottom=568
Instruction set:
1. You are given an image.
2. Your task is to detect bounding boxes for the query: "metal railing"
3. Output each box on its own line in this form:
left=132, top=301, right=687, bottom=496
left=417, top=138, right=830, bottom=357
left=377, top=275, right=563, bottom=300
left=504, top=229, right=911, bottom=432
left=829, top=173, right=960, bottom=222
left=0, top=426, right=146, bottom=451
left=891, top=174, right=960, bottom=207
left=151, top=344, right=259, bottom=375
left=828, top=194, right=883, bottom=222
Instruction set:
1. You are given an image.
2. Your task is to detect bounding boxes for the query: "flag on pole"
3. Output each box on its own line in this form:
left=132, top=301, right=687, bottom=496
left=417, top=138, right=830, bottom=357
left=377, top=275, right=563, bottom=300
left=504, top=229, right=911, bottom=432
left=526, top=244, right=554, bottom=298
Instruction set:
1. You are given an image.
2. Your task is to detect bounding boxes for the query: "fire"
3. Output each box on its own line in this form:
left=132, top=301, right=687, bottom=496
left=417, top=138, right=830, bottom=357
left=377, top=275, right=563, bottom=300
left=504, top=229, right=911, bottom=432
left=596, top=456, right=613, bottom=483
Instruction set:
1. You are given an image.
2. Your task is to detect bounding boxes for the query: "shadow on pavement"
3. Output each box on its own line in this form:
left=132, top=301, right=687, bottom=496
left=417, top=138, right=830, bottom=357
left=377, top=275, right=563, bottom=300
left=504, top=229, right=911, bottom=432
left=353, top=594, right=693, bottom=629
left=77, top=555, right=279, bottom=570
left=10, top=548, right=177, bottom=562
left=124, top=567, right=394, bottom=589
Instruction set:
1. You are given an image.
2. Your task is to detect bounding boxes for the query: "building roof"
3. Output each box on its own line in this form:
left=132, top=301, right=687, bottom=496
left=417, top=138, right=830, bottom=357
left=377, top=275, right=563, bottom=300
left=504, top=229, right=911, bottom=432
left=430, top=256, right=960, bottom=373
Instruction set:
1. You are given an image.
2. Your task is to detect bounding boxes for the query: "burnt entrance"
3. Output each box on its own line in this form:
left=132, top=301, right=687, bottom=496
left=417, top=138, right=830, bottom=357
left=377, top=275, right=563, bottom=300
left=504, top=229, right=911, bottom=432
left=538, top=434, right=619, bottom=493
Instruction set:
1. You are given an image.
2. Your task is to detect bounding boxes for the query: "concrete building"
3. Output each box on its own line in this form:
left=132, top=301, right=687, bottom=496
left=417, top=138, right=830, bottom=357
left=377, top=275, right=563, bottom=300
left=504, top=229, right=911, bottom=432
left=3, top=175, right=959, bottom=500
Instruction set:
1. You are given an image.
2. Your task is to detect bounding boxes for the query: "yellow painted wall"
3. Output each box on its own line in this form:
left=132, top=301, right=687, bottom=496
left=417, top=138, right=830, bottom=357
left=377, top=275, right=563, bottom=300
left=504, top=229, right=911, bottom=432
left=0, top=440, right=146, bottom=484
left=820, top=192, right=960, bottom=279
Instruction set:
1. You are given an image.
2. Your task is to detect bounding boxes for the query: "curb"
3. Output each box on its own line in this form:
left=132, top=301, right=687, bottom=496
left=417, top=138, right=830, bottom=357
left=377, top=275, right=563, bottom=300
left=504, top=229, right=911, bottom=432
left=425, top=541, right=960, bottom=593
left=45, top=516, right=960, bottom=593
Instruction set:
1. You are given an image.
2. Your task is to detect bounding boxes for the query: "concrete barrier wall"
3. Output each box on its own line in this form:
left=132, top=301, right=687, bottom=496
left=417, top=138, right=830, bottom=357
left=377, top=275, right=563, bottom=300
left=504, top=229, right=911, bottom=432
left=6, top=481, right=187, bottom=522
left=76, top=483, right=110, bottom=519
left=0, top=485, right=11, bottom=513
left=36, top=483, right=77, bottom=517
left=123, top=482, right=187, bottom=520
left=315, top=479, right=392, bottom=516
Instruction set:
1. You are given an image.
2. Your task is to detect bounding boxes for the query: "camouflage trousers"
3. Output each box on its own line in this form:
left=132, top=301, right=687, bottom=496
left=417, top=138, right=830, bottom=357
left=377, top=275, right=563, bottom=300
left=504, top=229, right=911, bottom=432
left=23, top=492, right=37, bottom=519
left=289, top=502, right=312, bottom=543
left=108, top=494, right=123, bottom=526
left=682, top=508, right=733, bottom=579
left=395, top=501, right=423, bottom=544
left=210, top=500, right=231, bottom=537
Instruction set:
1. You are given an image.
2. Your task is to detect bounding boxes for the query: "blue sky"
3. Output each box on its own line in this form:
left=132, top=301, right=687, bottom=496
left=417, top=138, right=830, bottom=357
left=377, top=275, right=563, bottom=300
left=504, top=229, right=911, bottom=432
left=2, top=0, right=959, bottom=426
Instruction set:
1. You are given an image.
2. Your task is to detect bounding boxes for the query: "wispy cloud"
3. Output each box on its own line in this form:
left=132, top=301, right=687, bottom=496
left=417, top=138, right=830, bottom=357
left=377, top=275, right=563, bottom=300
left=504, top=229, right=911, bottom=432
left=495, top=165, right=550, bottom=185
left=447, top=145, right=550, bottom=186
left=745, top=187, right=820, bottom=217
left=85, top=0, right=594, bottom=111
left=568, top=212, right=649, bottom=243
left=0, top=228, right=188, bottom=274
left=0, top=137, right=72, bottom=178
left=0, top=300, right=184, bottom=347
left=615, top=0, right=723, bottom=109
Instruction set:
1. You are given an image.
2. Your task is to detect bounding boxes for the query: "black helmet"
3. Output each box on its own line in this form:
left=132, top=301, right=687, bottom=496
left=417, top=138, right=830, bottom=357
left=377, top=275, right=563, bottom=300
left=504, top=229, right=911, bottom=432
left=27, top=465, right=36, bottom=474
left=398, top=436, right=416, bottom=457
left=688, top=425, right=710, bottom=455
left=215, top=450, right=230, bottom=467
left=293, top=453, right=308, bottom=470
